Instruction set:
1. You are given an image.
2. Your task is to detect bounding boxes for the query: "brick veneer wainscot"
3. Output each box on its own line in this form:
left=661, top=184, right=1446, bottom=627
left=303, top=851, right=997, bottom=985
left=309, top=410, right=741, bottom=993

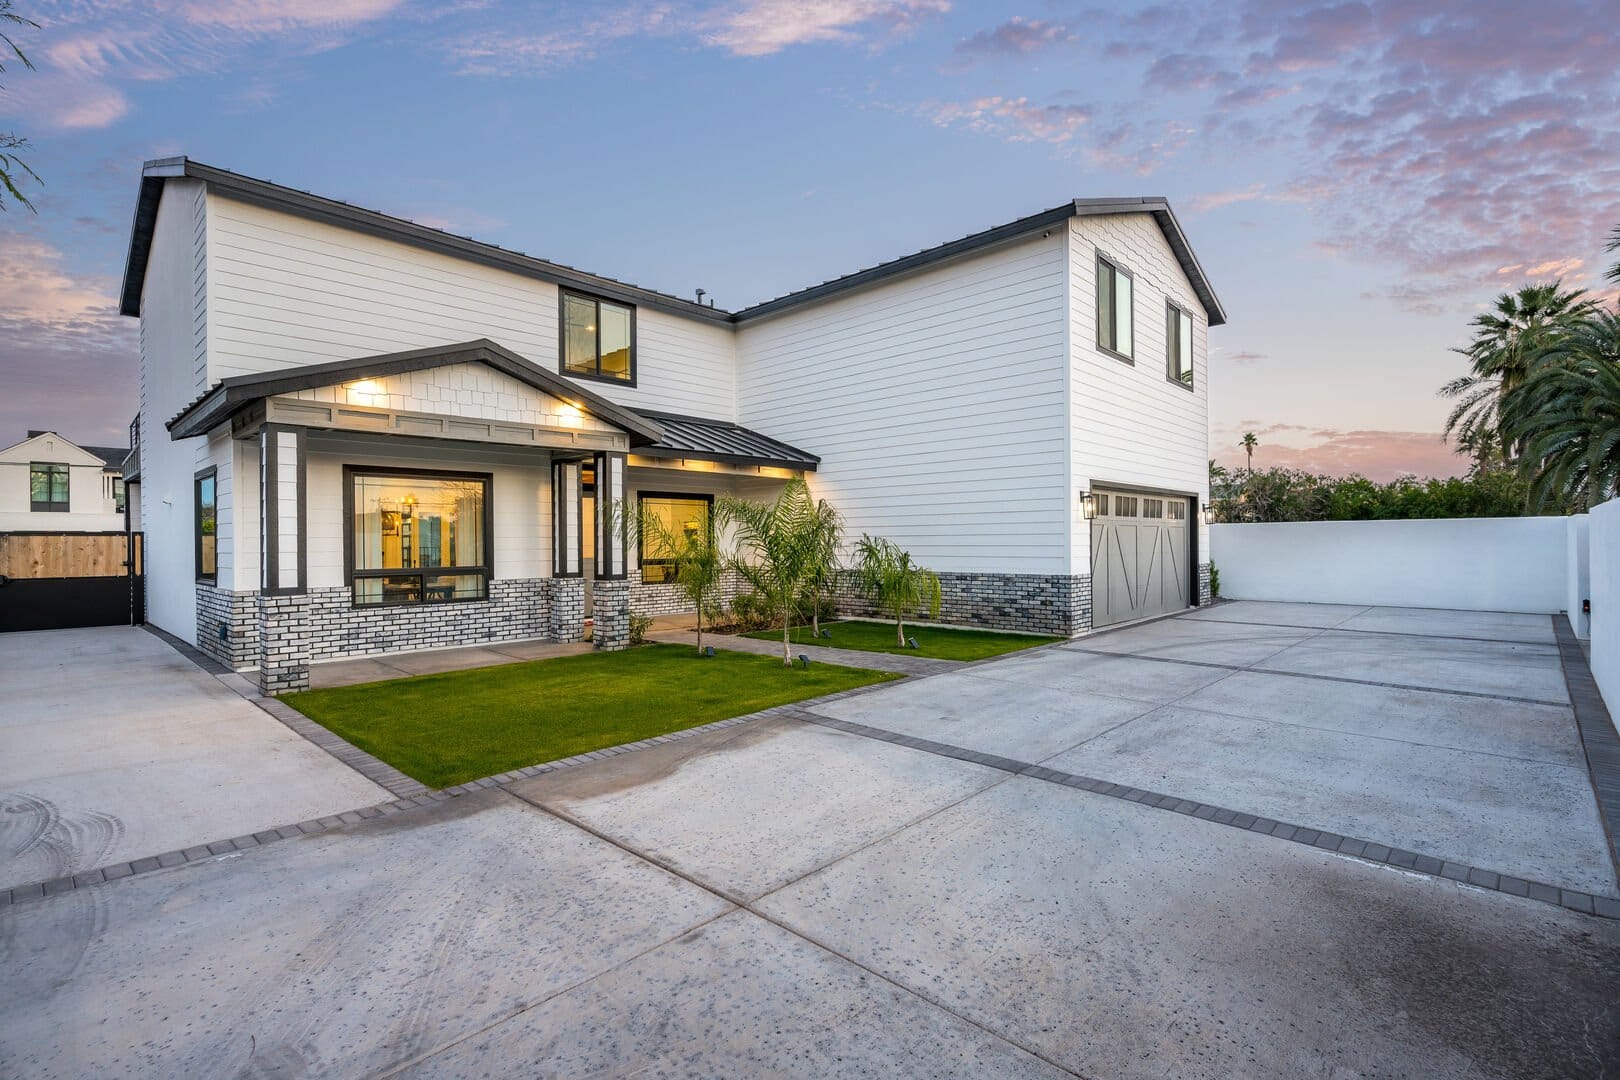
left=592, top=579, right=633, bottom=651
left=628, top=567, right=746, bottom=618
left=301, top=578, right=552, bottom=662
left=196, top=582, right=257, bottom=668
left=832, top=570, right=1094, bottom=637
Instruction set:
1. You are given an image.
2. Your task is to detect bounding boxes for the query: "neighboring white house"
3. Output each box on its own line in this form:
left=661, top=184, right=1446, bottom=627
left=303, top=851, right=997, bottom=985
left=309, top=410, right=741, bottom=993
left=120, top=157, right=1224, bottom=692
left=0, top=431, right=129, bottom=533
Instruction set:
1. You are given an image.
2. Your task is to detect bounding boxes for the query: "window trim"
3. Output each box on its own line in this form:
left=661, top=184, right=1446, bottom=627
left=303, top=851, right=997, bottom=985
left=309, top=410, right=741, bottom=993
left=558, top=287, right=638, bottom=387
left=636, top=490, right=714, bottom=585
left=341, top=464, right=495, bottom=608
left=29, top=461, right=70, bottom=513
left=1165, top=299, right=1196, bottom=392
left=194, top=467, right=217, bottom=583
left=1095, top=252, right=1135, bottom=364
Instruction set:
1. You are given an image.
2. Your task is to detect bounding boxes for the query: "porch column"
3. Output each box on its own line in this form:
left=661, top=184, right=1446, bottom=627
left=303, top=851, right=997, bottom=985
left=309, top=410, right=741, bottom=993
left=257, top=424, right=308, bottom=693
left=592, top=451, right=632, bottom=650
left=550, top=459, right=585, bottom=643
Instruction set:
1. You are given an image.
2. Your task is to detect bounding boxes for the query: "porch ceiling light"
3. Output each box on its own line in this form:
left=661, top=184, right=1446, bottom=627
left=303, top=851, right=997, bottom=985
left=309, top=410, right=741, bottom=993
left=1080, top=491, right=1097, bottom=520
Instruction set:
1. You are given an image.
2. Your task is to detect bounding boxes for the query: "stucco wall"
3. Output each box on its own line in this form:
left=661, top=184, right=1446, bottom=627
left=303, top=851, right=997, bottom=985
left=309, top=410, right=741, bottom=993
left=1209, top=517, right=1572, bottom=613
left=1567, top=514, right=1591, bottom=638
left=1590, top=497, right=1619, bottom=718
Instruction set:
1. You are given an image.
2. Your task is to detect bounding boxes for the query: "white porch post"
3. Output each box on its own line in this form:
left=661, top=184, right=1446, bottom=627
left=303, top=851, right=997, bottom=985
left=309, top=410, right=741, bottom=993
left=256, top=424, right=309, bottom=693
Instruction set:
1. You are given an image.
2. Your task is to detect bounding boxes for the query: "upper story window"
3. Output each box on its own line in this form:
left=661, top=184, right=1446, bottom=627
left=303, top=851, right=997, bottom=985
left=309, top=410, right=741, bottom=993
left=30, top=463, right=69, bottom=512
left=1096, top=254, right=1134, bottom=361
left=1166, top=302, right=1195, bottom=390
left=561, top=289, right=635, bottom=385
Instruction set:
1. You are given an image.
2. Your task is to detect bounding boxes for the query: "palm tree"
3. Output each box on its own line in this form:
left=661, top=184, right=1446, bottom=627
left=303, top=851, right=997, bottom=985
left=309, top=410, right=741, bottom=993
left=799, top=493, right=843, bottom=638
left=1606, top=223, right=1619, bottom=286
left=1501, top=310, right=1620, bottom=511
left=0, top=1, right=39, bottom=212
left=1240, top=432, right=1258, bottom=474
left=637, top=501, right=724, bottom=655
left=853, top=535, right=941, bottom=647
left=1440, top=282, right=1597, bottom=462
left=717, top=477, right=821, bottom=666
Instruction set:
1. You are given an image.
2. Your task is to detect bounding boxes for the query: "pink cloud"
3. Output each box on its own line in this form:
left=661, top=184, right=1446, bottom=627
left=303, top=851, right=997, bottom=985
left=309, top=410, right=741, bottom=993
left=952, top=16, right=1072, bottom=62
left=1214, top=426, right=1466, bottom=482
left=924, top=95, right=1093, bottom=145
left=702, top=0, right=949, bottom=57
left=1187, top=184, right=1266, bottom=214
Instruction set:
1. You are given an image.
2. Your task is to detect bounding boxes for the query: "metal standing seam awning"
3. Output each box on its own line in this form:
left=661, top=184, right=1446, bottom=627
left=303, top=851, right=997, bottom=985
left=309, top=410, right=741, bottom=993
left=631, top=411, right=819, bottom=472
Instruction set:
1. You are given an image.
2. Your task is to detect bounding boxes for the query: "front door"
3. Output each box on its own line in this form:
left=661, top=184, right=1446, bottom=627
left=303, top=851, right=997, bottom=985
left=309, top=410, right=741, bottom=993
left=1089, top=490, right=1191, bottom=628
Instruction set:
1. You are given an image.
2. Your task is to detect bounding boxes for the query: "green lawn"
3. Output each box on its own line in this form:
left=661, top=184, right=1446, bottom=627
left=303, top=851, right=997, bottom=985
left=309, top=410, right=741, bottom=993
left=741, top=619, right=1062, bottom=661
left=283, top=644, right=897, bottom=789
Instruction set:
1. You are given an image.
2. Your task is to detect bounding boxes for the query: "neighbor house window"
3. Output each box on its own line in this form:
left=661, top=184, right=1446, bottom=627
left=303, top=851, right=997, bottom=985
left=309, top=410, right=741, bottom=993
left=195, top=470, right=217, bottom=581
left=30, top=462, right=69, bottom=512
left=1166, top=302, right=1195, bottom=389
left=561, top=289, right=635, bottom=384
left=113, top=477, right=126, bottom=513
left=1096, top=255, right=1134, bottom=360
left=637, top=493, right=711, bottom=585
left=348, top=469, right=489, bottom=605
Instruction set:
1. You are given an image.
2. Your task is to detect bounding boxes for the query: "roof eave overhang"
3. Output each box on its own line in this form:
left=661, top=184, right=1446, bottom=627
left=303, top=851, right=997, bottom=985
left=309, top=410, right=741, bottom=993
left=632, top=445, right=818, bottom=472
left=165, top=339, right=665, bottom=446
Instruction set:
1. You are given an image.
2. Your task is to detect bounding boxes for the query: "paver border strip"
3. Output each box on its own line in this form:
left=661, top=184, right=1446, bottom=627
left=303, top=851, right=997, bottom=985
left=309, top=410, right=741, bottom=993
left=783, top=707, right=1620, bottom=921
left=1553, top=614, right=1620, bottom=880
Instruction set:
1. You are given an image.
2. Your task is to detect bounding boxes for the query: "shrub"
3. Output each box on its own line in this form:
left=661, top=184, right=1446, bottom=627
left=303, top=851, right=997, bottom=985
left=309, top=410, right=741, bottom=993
left=628, top=613, right=653, bottom=646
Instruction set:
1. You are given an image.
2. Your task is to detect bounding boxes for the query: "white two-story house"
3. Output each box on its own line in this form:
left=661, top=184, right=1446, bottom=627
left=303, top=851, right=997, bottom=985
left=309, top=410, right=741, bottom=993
left=121, top=158, right=1224, bottom=693
left=0, top=430, right=129, bottom=533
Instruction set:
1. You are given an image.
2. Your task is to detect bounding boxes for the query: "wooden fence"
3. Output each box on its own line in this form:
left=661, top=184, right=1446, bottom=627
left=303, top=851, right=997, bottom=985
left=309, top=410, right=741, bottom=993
left=0, top=532, right=132, bottom=580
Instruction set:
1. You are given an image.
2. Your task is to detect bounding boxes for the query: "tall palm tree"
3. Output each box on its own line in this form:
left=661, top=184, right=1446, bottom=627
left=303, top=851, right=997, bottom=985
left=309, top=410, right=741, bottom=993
left=1240, top=432, right=1258, bottom=474
left=1440, top=282, right=1597, bottom=462
left=799, top=494, right=843, bottom=638
left=1606, top=223, right=1619, bottom=286
left=1501, top=310, right=1620, bottom=511
left=853, top=535, right=941, bottom=647
left=717, top=477, right=820, bottom=666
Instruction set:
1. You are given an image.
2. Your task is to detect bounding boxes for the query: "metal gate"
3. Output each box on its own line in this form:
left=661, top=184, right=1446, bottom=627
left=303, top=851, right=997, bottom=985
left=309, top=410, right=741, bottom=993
left=1089, top=490, right=1191, bottom=628
left=0, top=531, right=144, bottom=632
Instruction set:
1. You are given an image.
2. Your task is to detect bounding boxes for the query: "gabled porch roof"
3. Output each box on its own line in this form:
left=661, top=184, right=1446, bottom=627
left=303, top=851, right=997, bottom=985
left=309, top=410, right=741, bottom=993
left=166, top=339, right=664, bottom=444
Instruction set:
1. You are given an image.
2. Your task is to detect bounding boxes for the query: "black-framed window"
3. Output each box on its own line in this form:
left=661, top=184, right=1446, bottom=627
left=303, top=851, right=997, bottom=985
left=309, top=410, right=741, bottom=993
left=1096, top=254, right=1134, bottom=361
left=195, top=469, right=217, bottom=582
left=561, top=289, right=635, bottom=384
left=113, top=476, right=126, bottom=513
left=637, top=492, right=712, bottom=585
left=347, top=468, right=491, bottom=606
left=30, top=462, right=69, bottom=512
left=1166, top=301, right=1194, bottom=390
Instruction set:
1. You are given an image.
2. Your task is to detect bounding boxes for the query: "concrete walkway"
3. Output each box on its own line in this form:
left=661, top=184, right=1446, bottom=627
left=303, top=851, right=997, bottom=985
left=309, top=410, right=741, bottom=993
left=650, top=628, right=962, bottom=676
left=0, top=627, right=388, bottom=892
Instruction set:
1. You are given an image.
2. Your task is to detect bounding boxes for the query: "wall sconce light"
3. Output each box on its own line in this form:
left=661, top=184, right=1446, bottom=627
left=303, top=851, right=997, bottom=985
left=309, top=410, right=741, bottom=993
left=1080, top=491, right=1097, bottom=520
left=1201, top=505, right=1215, bottom=525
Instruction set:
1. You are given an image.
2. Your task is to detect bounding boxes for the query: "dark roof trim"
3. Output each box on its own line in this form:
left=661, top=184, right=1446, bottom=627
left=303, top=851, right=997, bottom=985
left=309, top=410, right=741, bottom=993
left=120, top=159, right=731, bottom=324
left=164, top=339, right=665, bottom=445
left=121, top=159, right=1226, bottom=330
left=731, top=197, right=1226, bottom=327
left=20, top=430, right=130, bottom=468
left=633, top=409, right=819, bottom=472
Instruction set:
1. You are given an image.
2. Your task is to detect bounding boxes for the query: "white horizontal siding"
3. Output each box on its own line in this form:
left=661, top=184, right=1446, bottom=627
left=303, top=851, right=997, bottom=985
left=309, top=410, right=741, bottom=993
left=204, top=195, right=736, bottom=419
left=1069, top=215, right=1210, bottom=574
left=737, top=233, right=1070, bottom=575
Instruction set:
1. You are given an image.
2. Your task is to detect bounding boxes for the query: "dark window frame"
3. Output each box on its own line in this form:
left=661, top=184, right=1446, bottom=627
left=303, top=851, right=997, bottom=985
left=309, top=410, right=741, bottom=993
left=1166, top=299, right=1195, bottom=391
left=558, top=288, right=638, bottom=387
left=342, top=464, right=495, bottom=608
left=29, top=461, right=70, bottom=513
left=1095, top=253, right=1135, bottom=364
left=194, top=467, right=217, bottom=583
left=636, top=490, right=714, bottom=585
left=112, top=476, right=126, bottom=513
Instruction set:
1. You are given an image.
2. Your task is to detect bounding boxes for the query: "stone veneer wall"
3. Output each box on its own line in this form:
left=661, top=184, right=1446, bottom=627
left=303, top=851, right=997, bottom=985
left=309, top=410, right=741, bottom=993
left=832, top=571, right=1093, bottom=637
left=628, top=568, right=746, bottom=618
left=195, top=583, right=258, bottom=668
left=302, top=578, right=551, bottom=662
left=258, top=593, right=311, bottom=693
left=1198, top=561, right=1213, bottom=606
left=592, top=579, right=632, bottom=650
left=550, top=577, right=586, bottom=643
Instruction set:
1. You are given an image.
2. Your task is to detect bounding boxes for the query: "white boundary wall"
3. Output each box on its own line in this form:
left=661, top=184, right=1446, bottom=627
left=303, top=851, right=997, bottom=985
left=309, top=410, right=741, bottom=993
left=1591, top=498, right=1619, bottom=713
left=1209, top=517, right=1571, bottom=613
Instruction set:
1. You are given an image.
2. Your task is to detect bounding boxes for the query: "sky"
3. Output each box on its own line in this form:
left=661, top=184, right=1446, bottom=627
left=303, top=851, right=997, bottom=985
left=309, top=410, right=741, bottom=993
left=1, top=0, right=1617, bottom=479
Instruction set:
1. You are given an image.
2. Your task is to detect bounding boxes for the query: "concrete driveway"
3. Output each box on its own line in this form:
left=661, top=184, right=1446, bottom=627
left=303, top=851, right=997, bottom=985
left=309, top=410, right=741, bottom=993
left=3, top=604, right=1617, bottom=1077
left=0, top=627, right=388, bottom=891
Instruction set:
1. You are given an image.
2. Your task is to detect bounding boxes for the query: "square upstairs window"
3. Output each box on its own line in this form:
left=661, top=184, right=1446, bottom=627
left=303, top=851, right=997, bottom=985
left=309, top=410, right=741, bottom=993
left=1096, top=254, right=1134, bottom=361
left=1166, top=301, right=1195, bottom=390
left=30, top=462, right=69, bottom=512
left=561, top=289, right=636, bottom=385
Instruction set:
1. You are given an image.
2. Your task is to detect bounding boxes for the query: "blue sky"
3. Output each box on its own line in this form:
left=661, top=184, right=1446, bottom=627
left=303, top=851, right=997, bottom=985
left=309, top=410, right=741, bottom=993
left=3, top=0, right=1617, bottom=478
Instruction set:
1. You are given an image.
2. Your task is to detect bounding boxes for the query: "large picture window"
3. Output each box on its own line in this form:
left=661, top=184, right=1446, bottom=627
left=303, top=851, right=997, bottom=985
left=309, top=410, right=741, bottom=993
left=1096, top=254, right=1134, bottom=361
left=561, top=289, right=635, bottom=384
left=637, top=493, right=712, bottom=585
left=195, top=469, right=216, bottom=581
left=347, top=469, right=490, bottom=606
left=1166, top=301, right=1194, bottom=389
left=30, top=462, right=69, bottom=512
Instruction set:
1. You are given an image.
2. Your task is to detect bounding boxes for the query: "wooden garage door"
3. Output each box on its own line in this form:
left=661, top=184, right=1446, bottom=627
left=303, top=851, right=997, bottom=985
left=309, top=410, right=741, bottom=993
left=1089, top=490, right=1190, bottom=628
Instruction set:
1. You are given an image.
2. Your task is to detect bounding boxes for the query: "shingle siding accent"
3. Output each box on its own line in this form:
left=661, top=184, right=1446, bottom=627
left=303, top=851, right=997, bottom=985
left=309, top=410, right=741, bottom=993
left=832, top=570, right=1092, bottom=637
left=195, top=583, right=257, bottom=667
left=300, top=578, right=551, bottom=662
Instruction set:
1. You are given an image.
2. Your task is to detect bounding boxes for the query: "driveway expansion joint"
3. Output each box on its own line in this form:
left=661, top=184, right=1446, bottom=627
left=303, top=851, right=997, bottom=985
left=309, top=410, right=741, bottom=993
left=786, top=708, right=1620, bottom=921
